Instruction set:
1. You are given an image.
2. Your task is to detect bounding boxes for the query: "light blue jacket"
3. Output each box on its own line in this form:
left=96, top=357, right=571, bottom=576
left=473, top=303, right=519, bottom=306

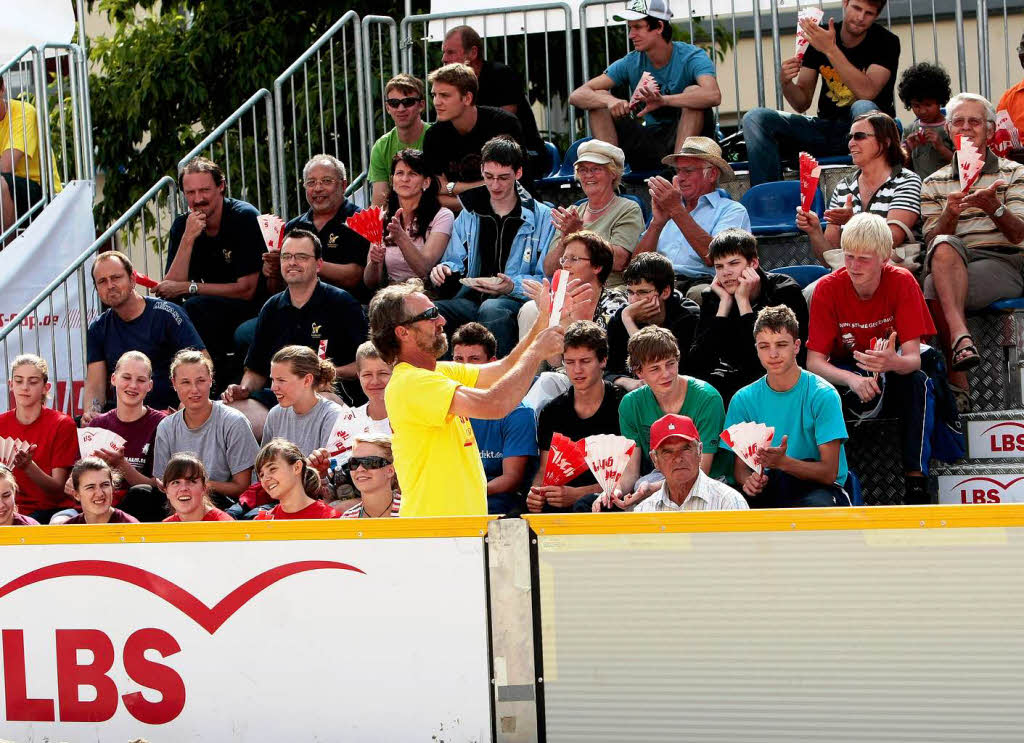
left=439, top=186, right=555, bottom=301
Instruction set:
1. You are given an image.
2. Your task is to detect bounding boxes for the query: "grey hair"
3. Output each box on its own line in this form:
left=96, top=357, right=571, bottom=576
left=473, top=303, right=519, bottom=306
left=302, top=154, right=347, bottom=183
left=946, top=93, right=997, bottom=125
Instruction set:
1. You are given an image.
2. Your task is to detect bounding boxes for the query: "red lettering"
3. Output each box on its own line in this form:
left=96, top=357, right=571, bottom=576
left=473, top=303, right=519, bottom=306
left=2, top=629, right=55, bottom=721
left=55, top=629, right=118, bottom=722
left=1017, top=434, right=1024, bottom=450
left=1003, top=434, right=1016, bottom=451
left=121, top=628, right=185, bottom=725
left=972, top=489, right=990, bottom=504
left=988, top=489, right=1002, bottom=503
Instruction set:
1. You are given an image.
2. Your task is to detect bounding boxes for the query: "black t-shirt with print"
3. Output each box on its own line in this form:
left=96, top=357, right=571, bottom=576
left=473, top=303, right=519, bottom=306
left=537, top=381, right=625, bottom=489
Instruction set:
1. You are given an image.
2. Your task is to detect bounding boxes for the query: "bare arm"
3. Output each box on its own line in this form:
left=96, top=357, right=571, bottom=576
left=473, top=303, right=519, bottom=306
left=208, top=468, right=252, bottom=499
left=22, top=463, right=69, bottom=500
left=568, top=74, right=621, bottom=110
left=318, top=261, right=365, bottom=290
left=370, top=182, right=389, bottom=208
left=781, top=63, right=819, bottom=114
left=662, top=75, right=721, bottom=110
left=335, top=361, right=358, bottom=381
left=886, top=208, right=919, bottom=247
left=0, top=147, right=25, bottom=173
left=397, top=228, right=451, bottom=279
left=81, top=361, right=108, bottom=425
left=825, top=57, right=891, bottom=103
left=610, top=245, right=632, bottom=271
left=668, top=209, right=713, bottom=265
left=487, top=455, right=528, bottom=495
left=500, top=103, right=518, bottom=115
left=194, top=273, right=259, bottom=301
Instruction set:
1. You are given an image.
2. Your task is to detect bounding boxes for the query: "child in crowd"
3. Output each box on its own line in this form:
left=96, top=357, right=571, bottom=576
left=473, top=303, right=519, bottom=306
left=88, top=351, right=167, bottom=521
left=63, top=457, right=139, bottom=524
left=254, top=438, right=338, bottom=520
left=342, top=434, right=401, bottom=518
left=0, top=354, right=79, bottom=523
left=162, top=453, right=234, bottom=522
left=353, top=342, right=393, bottom=434
left=153, top=350, right=259, bottom=512
left=898, top=62, right=954, bottom=179
left=0, top=465, right=39, bottom=525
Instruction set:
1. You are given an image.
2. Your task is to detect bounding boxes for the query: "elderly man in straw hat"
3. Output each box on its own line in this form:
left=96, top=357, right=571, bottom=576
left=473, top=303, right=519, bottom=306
left=634, top=136, right=751, bottom=302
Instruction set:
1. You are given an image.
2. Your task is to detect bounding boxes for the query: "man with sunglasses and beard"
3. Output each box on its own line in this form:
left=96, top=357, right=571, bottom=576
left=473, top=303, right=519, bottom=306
left=369, top=279, right=571, bottom=517
left=368, top=74, right=430, bottom=208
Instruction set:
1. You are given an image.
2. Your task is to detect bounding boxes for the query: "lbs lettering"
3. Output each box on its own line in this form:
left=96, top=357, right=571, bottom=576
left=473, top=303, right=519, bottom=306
left=958, top=488, right=1002, bottom=504
left=1, top=628, right=185, bottom=724
left=988, top=432, right=1024, bottom=452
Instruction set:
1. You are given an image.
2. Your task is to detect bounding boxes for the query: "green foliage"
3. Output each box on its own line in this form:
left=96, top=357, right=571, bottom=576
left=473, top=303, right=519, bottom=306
left=87, top=0, right=410, bottom=225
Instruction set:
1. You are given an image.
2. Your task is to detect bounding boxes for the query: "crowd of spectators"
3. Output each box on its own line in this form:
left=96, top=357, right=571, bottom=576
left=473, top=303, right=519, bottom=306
left=5, top=0, right=1024, bottom=526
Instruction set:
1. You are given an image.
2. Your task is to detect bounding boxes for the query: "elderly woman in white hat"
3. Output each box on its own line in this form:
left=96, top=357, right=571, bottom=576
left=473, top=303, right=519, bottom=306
left=543, top=139, right=645, bottom=289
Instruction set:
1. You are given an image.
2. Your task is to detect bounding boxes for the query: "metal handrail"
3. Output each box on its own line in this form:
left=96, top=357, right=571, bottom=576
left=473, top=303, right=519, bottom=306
left=362, top=14, right=400, bottom=166
left=1, top=46, right=49, bottom=243
left=0, top=177, right=177, bottom=345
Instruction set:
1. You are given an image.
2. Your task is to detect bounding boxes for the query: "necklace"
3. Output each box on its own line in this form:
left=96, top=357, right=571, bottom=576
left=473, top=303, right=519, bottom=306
left=586, top=197, right=614, bottom=216
left=361, top=495, right=394, bottom=518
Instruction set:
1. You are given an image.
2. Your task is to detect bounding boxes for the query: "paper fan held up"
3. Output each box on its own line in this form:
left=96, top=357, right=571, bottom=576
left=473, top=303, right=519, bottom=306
left=799, top=152, right=821, bottom=214
left=720, top=421, right=775, bottom=475
left=346, top=206, right=384, bottom=245
left=542, top=433, right=588, bottom=486
left=582, top=434, right=636, bottom=496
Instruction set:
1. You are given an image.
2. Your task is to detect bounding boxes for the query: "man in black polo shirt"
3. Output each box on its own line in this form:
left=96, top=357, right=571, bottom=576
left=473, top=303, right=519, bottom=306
left=222, top=229, right=368, bottom=436
left=159, top=156, right=265, bottom=379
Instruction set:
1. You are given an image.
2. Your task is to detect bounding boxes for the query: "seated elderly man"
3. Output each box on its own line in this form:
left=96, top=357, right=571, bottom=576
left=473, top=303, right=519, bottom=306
left=633, top=136, right=750, bottom=302
left=630, top=413, right=748, bottom=512
left=920, top=92, right=1024, bottom=394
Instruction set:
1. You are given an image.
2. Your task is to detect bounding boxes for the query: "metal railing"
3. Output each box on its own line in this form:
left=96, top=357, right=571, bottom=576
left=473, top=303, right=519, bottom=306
left=177, top=88, right=279, bottom=216
left=400, top=3, right=576, bottom=145
left=362, top=16, right=402, bottom=161
left=38, top=44, right=93, bottom=190
left=0, top=177, right=178, bottom=414
left=274, top=11, right=366, bottom=219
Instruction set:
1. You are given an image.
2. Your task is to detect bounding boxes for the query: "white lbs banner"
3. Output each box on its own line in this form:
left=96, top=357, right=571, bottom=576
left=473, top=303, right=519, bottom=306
left=966, top=419, right=1024, bottom=459
left=0, top=181, right=96, bottom=415
left=936, top=474, right=1024, bottom=505
left=0, top=527, right=493, bottom=741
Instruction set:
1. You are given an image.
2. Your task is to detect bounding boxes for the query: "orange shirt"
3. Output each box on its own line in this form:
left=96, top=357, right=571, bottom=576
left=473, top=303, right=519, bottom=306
left=997, top=80, right=1024, bottom=132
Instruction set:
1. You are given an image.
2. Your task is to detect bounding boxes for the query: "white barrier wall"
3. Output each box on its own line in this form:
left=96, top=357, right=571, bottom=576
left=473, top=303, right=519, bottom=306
left=0, top=520, right=493, bottom=742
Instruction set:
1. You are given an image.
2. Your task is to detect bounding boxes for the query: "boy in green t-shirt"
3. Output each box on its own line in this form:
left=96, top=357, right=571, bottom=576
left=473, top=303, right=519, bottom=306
left=369, top=74, right=430, bottom=207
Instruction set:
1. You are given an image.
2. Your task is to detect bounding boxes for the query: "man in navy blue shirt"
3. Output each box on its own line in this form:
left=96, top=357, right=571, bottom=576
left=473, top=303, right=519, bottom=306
left=451, top=322, right=538, bottom=514
left=83, top=251, right=207, bottom=422
left=222, top=229, right=368, bottom=436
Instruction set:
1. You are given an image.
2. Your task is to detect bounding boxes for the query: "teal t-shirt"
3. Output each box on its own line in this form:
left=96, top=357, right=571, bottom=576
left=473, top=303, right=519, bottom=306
left=367, top=124, right=430, bottom=183
left=618, top=376, right=730, bottom=480
left=723, top=369, right=848, bottom=487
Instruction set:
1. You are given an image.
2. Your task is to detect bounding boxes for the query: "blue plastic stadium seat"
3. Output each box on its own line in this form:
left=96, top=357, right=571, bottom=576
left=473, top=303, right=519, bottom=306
left=985, top=297, right=1024, bottom=311
left=622, top=163, right=665, bottom=185
left=771, top=264, right=830, bottom=288
left=542, top=141, right=560, bottom=178
left=816, top=155, right=853, bottom=166
left=845, top=471, right=863, bottom=506
left=537, top=136, right=592, bottom=187
left=740, top=180, right=826, bottom=236
left=574, top=192, right=652, bottom=227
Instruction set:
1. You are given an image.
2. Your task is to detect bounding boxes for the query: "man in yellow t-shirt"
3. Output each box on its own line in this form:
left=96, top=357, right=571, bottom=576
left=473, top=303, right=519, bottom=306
left=370, top=279, right=567, bottom=517
left=1, top=76, right=62, bottom=233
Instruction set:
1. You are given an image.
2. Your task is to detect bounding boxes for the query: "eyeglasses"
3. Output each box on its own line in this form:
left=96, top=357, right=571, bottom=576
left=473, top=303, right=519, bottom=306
left=348, top=455, right=391, bottom=471
left=847, top=131, right=876, bottom=141
left=400, top=306, right=440, bottom=325
left=950, top=117, right=986, bottom=128
left=576, top=164, right=606, bottom=176
left=626, top=288, right=658, bottom=298
left=280, top=252, right=317, bottom=263
left=559, top=254, right=590, bottom=266
left=386, top=96, right=421, bottom=109
left=303, top=177, right=339, bottom=188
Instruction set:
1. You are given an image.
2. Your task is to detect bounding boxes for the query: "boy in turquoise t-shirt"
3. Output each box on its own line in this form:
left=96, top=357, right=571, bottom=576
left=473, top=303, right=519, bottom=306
left=724, top=305, right=850, bottom=508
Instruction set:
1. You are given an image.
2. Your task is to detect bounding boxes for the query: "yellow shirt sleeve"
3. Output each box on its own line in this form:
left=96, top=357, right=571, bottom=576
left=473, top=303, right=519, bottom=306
left=388, top=362, right=481, bottom=429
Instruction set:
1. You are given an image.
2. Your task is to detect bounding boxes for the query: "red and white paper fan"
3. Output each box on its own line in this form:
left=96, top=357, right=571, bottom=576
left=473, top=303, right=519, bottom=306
left=542, top=433, right=588, bottom=486
left=257, top=214, right=287, bottom=251
left=77, top=428, right=127, bottom=458
left=133, top=271, right=159, bottom=289
left=955, top=135, right=985, bottom=191
left=0, top=437, right=31, bottom=468
left=582, top=434, right=636, bottom=496
left=720, top=422, right=775, bottom=475
left=345, top=206, right=384, bottom=245
left=628, top=71, right=660, bottom=117
left=798, top=152, right=822, bottom=213
left=794, top=7, right=825, bottom=66
left=325, top=406, right=372, bottom=466
left=868, top=335, right=891, bottom=379
left=548, top=269, right=569, bottom=327
left=994, top=111, right=1022, bottom=157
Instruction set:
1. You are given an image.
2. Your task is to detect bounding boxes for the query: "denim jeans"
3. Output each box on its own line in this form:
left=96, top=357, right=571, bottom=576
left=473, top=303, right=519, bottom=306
left=436, top=287, right=525, bottom=358
left=741, top=100, right=880, bottom=186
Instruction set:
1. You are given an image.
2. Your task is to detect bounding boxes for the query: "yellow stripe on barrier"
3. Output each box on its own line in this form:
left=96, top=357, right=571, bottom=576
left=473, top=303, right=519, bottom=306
left=0, top=516, right=496, bottom=546
left=525, top=504, right=1024, bottom=536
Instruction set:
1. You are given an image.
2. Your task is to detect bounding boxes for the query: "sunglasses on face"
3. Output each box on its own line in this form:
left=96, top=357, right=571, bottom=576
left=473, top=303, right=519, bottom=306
left=386, top=96, right=421, bottom=109
left=401, top=306, right=440, bottom=325
left=347, top=456, right=391, bottom=471
left=847, top=131, right=876, bottom=142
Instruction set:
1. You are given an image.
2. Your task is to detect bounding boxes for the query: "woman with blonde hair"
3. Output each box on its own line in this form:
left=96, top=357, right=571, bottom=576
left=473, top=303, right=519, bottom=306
left=0, top=466, right=39, bottom=525
left=342, top=433, right=401, bottom=518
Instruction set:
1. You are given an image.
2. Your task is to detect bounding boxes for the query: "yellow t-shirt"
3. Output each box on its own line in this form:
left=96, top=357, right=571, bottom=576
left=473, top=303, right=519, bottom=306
left=0, top=99, right=62, bottom=191
left=386, top=361, right=487, bottom=517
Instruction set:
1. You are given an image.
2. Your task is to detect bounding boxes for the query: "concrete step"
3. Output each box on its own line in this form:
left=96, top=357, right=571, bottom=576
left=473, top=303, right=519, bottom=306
left=931, top=462, right=1024, bottom=505
left=962, top=410, right=1024, bottom=462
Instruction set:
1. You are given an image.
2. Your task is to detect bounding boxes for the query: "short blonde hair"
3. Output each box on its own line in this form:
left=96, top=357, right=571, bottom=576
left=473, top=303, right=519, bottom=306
left=841, top=212, right=892, bottom=260
left=10, top=354, right=48, bottom=382
left=114, top=350, right=153, bottom=377
left=353, top=432, right=393, bottom=461
left=626, top=326, right=680, bottom=374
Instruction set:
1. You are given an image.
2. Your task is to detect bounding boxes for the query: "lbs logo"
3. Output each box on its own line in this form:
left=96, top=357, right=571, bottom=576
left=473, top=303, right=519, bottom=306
left=946, top=476, right=1024, bottom=504
left=978, top=421, right=1024, bottom=454
left=0, top=559, right=362, bottom=724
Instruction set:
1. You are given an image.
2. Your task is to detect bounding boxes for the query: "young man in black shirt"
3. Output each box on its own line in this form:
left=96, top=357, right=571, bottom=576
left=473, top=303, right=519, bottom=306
left=688, top=229, right=808, bottom=405
left=741, top=0, right=900, bottom=185
left=422, top=63, right=524, bottom=210
left=529, top=321, right=639, bottom=513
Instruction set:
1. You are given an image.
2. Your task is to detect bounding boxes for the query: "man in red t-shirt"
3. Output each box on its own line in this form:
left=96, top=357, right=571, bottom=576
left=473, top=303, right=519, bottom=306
left=806, top=213, right=937, bottom=504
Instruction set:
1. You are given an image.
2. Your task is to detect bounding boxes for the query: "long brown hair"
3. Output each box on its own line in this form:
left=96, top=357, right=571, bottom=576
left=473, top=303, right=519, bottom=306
left=255, top=438, right=322, bottom=497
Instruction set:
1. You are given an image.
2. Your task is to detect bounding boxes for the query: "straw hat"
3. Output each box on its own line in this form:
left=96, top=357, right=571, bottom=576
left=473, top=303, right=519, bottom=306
left=661, top=136, right=734, bottom=181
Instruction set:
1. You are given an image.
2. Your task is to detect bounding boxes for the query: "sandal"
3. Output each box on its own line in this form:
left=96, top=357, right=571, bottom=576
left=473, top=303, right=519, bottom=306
left=951, top=333, right=981, bottom=371
left=949, top=382, right=971, bottom=414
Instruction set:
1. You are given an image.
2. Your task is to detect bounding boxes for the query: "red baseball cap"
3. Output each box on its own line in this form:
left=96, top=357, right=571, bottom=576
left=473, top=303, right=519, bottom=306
left=649, top=414, right=700, bottom=451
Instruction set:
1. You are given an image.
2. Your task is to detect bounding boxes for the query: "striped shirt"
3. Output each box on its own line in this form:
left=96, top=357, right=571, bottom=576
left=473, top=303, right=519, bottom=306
left=828, top=166, right=923, bottom=218
left=921, top=149, right=1024, bottom=251
left=633, top=471, right=749, bottom=512
left=341, top=492, right=401, bottom=518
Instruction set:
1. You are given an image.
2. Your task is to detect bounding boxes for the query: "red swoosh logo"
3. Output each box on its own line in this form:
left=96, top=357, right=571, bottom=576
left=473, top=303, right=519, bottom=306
left=0, top=560, right=363, bottom=634
left=951, top=476, right=1024, bottom=491
left=982, top=422, right=1024, bottom=434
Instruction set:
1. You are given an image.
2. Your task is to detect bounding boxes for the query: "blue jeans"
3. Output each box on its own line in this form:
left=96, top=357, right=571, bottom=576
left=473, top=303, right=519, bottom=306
left=741, top=100, right=880, bottom=186
left=436, top=287, right=524, bottom=358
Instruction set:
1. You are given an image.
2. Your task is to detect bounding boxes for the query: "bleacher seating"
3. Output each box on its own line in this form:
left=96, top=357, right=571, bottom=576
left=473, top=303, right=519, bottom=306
left=771, top=264, right=829, bottom=288
left=740, top=181, right=825, bottom=236
left=537, top=136, right=592, bottom=188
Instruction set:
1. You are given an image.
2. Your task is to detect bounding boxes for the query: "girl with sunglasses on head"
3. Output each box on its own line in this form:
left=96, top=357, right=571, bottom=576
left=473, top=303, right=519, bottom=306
left=63, top=457, right=139, bottom=525
left=341, top=434, right=400, bottom=518
left=253, top=438, right=338, bottom=520
left=364, top=149, right=454, bottom=289
left=0, top=466, right=39, bottom=526
left=162, top=453, right=234, bottom=522
left=797, top=112, right=922, bottom=270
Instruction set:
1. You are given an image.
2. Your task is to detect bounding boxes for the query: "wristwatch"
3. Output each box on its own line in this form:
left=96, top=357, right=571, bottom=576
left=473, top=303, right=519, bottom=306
left=188, top=281, right=199, bottom=295
left=993, top=204, right=1007, bottom=219
left=446, top=181, right=457, bottom=196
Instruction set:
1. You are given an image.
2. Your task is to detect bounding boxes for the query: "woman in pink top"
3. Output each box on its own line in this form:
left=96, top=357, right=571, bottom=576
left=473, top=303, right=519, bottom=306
left=162, top=453, right=234, bottom=522
left=364, top=149, right=454, bottom=288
